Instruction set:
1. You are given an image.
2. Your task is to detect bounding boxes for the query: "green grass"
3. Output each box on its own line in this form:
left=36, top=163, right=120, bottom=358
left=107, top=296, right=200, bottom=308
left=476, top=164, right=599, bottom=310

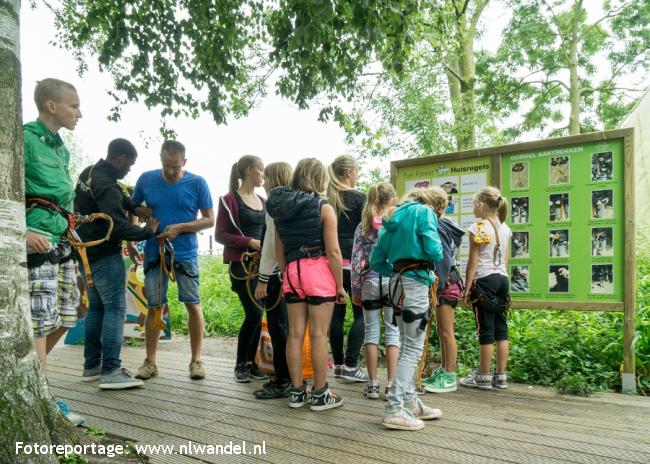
left=168, top=249, right=649, bottom=394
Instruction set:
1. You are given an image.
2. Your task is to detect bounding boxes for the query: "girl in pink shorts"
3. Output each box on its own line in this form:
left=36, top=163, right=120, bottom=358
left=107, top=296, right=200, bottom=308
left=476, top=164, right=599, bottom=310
left=267, top=158, right=347, bottom=411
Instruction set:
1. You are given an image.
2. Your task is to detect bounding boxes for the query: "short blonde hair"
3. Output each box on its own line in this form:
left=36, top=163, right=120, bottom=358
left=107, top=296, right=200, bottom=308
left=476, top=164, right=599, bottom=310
left=264, top=162, right=293, bottom=190
left=34, top=78, right=76, bottom=112
left=292, top=158, right=328, bottom=195
left=387, top=187, right=448, bottom=220
left=406, top=187, right=448, bottom=216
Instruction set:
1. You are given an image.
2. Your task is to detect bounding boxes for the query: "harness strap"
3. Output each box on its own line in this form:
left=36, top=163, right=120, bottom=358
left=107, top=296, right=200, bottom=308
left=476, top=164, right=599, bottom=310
left=228, top=250, right=282, bottom=311
left=26, top=197, right=113, bottom=287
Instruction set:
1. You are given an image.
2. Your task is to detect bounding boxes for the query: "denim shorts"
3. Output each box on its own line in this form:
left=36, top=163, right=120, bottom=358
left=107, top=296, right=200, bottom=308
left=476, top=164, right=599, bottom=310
left=144, top=256, right=200, bottom=307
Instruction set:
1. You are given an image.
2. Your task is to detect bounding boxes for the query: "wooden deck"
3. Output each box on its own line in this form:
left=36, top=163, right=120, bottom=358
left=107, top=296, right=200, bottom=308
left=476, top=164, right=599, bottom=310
left=48, top=343, right=650, bottom=464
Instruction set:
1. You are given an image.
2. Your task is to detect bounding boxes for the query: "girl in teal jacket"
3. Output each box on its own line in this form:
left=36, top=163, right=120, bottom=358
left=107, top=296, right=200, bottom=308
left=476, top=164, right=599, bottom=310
left=370, top=187, right=446, bottom=431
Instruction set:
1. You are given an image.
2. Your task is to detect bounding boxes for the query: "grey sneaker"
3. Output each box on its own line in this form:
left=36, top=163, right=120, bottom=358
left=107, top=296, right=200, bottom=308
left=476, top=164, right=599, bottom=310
left=340, top=365, right=368, bottom=382
left=460, top=370, right=493, bottom=390
left=404, top=397, right=442, bottom=420
left=333, top=365, right=343, bottom=378
left=382, top=404, right=424, bottom=431
left=82, top=365, right=101, bottom=382
left=493, top=371, right=508, bottom=389
left=135, top=359, right=158, bottom=380
left=99, top=368, right=144, bottom=390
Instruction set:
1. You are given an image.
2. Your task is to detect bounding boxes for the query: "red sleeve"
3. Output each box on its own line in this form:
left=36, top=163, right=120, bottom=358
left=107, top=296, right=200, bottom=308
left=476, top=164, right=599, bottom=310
left=215, top=197, right=252, bottom=248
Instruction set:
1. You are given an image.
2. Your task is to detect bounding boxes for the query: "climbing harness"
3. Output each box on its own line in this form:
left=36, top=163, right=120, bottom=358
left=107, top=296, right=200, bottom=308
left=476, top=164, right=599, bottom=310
left=229, top=250, right=282, bottom=312
left=26, top=196, right=113, bottom=287
left=386, top=259, right=439, bottom=393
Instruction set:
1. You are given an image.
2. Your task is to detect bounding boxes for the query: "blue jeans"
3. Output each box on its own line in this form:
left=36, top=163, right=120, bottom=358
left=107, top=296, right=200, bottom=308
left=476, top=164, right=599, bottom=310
left=82, top=254, right=126, bottom=373
left=387, top=276, right=430, bottom=406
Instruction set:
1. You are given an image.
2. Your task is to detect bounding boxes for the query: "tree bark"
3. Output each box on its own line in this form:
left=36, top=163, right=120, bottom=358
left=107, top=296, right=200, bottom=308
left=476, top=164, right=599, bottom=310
left=0, top=1, right=76, bottom=462
left=568, top=0, right=583, bottom=135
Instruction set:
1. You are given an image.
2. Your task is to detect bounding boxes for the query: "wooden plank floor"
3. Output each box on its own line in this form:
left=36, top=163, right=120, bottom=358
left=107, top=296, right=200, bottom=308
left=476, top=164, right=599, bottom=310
left=48, top=343, right=650, bottom=464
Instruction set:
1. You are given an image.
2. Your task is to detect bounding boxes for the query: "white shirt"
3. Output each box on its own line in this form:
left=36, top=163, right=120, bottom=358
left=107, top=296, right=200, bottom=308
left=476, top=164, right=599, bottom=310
left=467, top=219, right=512, bottom=279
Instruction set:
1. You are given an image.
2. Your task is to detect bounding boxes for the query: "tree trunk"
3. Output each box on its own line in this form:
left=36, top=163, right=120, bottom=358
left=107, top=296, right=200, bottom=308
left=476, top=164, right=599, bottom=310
left=0, top=1, right=76, bottom=462
left=568, top=0, right=582, bottom=135
left=458, top=22, right=477, bottom=150
left=445, top=58, right=465, bottom=151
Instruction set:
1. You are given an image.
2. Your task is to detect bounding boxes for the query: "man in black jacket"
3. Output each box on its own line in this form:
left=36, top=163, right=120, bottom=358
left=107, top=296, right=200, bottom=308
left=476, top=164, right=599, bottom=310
left=75, top=138, right=158, bottom=390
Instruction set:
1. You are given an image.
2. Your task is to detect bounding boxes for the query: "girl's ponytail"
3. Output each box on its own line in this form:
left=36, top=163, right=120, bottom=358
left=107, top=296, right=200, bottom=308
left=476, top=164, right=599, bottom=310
left=229, top=155, right=263, bottom=193
left=229, top=162, right=240, bottom=193
left=327, top=155, right=359, bottom=217
left=498, top=196, right=508, bottom=224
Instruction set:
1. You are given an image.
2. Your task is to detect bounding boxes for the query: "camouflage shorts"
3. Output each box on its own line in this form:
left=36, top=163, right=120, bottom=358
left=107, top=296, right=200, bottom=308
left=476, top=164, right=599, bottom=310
left=28, top=257, right=79, bottom=338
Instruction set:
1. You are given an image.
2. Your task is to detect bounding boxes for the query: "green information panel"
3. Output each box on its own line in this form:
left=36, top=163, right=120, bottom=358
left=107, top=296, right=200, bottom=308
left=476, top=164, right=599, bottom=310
left=395, top=156, right=493, bottom=270
left=501, top=140, right=624, bottom=303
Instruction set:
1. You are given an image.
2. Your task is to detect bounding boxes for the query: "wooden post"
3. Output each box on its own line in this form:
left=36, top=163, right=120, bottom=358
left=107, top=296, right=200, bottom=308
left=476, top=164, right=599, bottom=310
left=622, top=130, right=636, bottom=394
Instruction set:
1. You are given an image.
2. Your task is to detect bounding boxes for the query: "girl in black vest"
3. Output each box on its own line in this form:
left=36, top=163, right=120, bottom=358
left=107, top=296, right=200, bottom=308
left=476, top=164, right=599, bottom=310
left=267, top=158, right=346, bottom=411
left=327, top=155, right=368, bottom=382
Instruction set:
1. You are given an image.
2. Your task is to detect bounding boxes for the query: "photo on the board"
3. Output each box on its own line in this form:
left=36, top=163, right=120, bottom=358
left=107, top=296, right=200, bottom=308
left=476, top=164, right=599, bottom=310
left=511, top=232, right=529, bottom=259
left=591, top=264, right=614, bottom=294
left=591, top=227, right=613, bottom=257
left=549, top=156, right=570, bottom=185
left=549, top=229, right=569, bottom=258
left=511, top=266, right=529, bottom=293
left=511, top=197, right=529, bottom=224
left=549, top=265, right=569, bottom=293
left=510, top=161, right=529, bottom=190
left=592, top=190, right=613, bottom=219
left=549, top=193, right=569, bottom=222
left=591, top=152, right=613, bottom=182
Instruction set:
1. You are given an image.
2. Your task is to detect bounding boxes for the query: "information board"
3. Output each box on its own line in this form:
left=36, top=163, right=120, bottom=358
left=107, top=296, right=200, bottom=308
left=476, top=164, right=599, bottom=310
left=501, top=139, right=625, bottom=305
left=394, top=154, right=495, bottom=271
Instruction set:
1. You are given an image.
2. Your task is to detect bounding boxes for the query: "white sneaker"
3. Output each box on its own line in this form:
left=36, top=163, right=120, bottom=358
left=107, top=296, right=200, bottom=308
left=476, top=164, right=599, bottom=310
left=404, top=397, right=442, bottom=420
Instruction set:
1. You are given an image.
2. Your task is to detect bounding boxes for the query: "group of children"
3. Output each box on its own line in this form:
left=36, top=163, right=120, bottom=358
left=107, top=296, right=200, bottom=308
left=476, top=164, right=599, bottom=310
left=217, top=154, right=512, bottom=431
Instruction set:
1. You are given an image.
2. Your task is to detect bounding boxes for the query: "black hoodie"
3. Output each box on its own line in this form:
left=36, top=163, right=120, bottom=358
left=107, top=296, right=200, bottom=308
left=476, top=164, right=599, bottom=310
left=436, top=216, right=465, bottom=292
left=74, top=159, right=155, bottom=261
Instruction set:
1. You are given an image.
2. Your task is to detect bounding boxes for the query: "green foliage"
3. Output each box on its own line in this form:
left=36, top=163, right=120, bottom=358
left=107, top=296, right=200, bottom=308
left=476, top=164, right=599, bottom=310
left=52, top=0, right=420, bottom=131
left=57, top=454, right=88, bottom=464
left=168, top=257, right=243, bottom=336
left=481, top=0, right=650, bottom=136
left=83, top=426, right=106, bottom=438
left=555, top=373, right=594, bottom=396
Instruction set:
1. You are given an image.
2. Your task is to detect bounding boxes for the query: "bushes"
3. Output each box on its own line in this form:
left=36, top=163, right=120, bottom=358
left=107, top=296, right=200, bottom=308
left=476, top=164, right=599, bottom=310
left=168, top=254, right=649, bottom=394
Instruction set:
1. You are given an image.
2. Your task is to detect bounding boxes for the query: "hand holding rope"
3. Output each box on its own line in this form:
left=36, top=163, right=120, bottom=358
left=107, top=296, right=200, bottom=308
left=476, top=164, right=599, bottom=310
left=229, top=250, right=282, bottom=312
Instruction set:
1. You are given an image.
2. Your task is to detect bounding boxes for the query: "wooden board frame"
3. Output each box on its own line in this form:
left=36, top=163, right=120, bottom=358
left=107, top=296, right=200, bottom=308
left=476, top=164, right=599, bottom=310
left=390, top=129, right=636, bottom=392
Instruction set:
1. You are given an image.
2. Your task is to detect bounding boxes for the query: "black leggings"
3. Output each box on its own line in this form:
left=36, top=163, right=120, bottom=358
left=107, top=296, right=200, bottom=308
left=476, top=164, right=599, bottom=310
left=265, top=275, right=290, bottom=383
left=329, top=269, right=365, bottom=367
left=230, top=262, right=262, bottom=364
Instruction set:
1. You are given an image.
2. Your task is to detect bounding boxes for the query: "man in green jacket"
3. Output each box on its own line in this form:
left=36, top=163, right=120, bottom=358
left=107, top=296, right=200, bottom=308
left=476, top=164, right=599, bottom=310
left=24, top=78, right=83, bottom=424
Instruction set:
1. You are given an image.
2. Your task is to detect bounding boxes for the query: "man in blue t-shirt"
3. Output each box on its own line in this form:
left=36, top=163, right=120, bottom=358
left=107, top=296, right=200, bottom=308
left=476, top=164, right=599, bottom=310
left=131, top=140, right=214, bottom=380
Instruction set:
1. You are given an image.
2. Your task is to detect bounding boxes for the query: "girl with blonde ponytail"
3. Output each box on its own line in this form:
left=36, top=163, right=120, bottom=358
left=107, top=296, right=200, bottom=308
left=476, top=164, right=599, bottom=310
left=461, top=186, right=512, bottom=391
left=326, top=155, right=368, bottom=382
